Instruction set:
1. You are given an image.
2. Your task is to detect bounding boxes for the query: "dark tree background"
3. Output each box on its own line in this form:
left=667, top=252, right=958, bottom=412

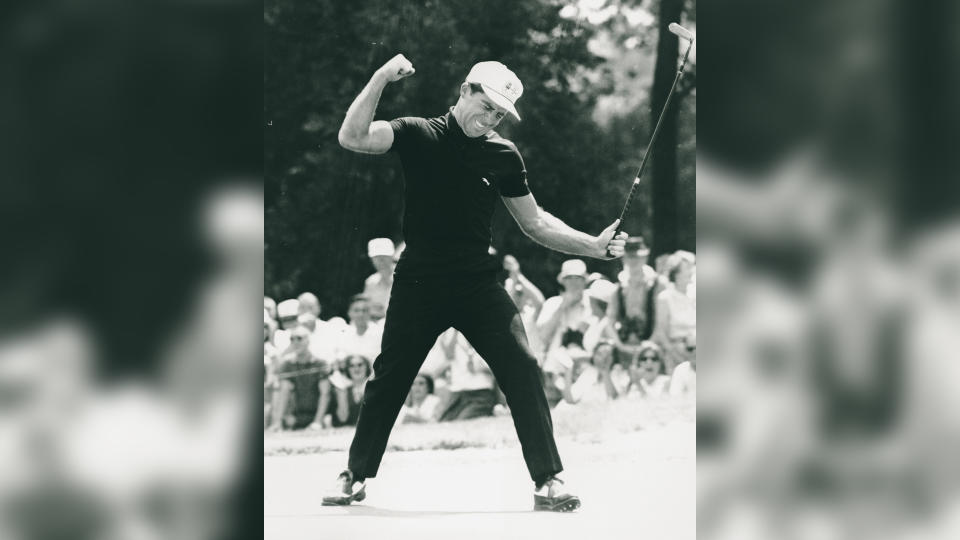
left=265, top=0, right=695, bottom=317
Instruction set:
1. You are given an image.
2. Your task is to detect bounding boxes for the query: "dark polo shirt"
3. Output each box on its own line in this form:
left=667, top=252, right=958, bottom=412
left=389, top=108, right=530, bottom=278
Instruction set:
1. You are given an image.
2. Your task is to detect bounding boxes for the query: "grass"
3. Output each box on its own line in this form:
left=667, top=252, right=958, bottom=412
left=264, top=396, right=694, bottom=456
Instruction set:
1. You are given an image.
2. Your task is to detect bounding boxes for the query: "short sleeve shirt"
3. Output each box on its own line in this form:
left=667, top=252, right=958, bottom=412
left=389, top=109, right=530, bottom=277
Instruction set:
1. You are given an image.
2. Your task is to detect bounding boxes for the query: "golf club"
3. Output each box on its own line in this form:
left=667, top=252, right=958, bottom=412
left=607, top=22, right=695, bottom=257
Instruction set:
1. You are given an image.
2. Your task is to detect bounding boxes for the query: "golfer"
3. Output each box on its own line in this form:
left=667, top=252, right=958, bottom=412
left=324, top=53, right=627, bottom=512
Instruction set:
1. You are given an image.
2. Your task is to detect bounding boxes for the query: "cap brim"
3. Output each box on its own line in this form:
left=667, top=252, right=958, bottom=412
left=480, top=84, right=521, bottom=121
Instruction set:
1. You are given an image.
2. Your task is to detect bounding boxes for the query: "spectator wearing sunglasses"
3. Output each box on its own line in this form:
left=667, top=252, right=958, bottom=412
left=332, top=355, right=373, bottom=427
left=625, top=341, right=671, bottom=398
left=270, top=326, right=332, bottom=430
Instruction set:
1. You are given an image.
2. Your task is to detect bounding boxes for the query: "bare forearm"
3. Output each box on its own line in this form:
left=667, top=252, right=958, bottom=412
left=524, top=209, right=603, bottom=258
left=339, top=72, right=388, bottom=142
left=600, top=371, right=619, bottom=399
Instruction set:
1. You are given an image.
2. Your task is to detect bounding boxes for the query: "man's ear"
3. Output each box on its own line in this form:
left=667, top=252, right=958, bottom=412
left=459, top=82, right=470, bottom=98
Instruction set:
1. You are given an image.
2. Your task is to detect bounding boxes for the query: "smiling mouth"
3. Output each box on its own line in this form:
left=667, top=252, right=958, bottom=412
left=475, top=119, right=492, bottom=131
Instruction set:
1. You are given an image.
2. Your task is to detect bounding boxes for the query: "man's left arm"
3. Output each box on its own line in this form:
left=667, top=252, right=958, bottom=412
left=502, top=193, right=627, bottom=259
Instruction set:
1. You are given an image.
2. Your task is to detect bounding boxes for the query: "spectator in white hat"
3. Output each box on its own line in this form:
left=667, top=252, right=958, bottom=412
left=272, top=298, right=300, bottom=352
left=363, top=238, right=396, bottom=320
left=298, top=292, right=322, bottom=318
left=537, top=260, right=599, bottom=372
left=583, top=278, right=618, bottom=352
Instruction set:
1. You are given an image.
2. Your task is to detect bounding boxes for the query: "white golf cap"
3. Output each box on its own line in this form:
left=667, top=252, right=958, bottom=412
left=277, top=299, right=300, bottom=319
left=465, top=61, right=523, bottom=121
left=368, top=238, right=395, bottom=258
left=586, top=279, right=617, bottom=304
left=557, top=259, right=588, bottom=283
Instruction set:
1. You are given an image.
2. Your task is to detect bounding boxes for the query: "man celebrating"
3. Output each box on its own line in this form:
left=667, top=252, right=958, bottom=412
left=326, top=53, right=627, bottom=512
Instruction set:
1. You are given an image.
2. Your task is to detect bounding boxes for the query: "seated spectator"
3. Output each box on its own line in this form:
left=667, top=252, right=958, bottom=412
left=399, top=374, right=442, bottom=424
left=363, top=238, right=396, bottom=321
left=552, top=341, right=621, bottom=410
left=438, top=332, right=498, bottom=422
left=625, top=341, right=671, bottom=398
left=606, top=237, right=660, bottom=352
left=537, top=260, right=599, bottom=373
left=651, top=250, right=697, bottom=374
left=331, top=354, right=372, bottom=427
left=269, top=326, right=332, bottom=430
left=334, top=294, right=384, bottom=363
left=668, top=346, right=696, bottom=396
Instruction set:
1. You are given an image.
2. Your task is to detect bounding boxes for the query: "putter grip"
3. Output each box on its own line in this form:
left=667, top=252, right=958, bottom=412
left=606, top=177, right=640, bottom=257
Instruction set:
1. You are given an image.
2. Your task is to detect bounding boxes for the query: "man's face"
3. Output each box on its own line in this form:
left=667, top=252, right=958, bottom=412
left=624, top=251, right=648, bottom=270
left=562, top=276, right=586, bottom=296
left=457, top=85, right=508, bottom=138
left=370, top=255, right=394, bottom=274
left=289, top=329, right=309, bottom=351
left=348, top=300, right=370, bottom=325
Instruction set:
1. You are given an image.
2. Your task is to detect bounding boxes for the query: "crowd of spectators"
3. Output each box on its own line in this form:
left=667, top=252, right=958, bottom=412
left=264, top=236, right=695, bottom=432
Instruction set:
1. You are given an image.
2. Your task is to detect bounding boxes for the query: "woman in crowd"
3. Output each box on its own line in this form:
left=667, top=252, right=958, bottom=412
left=332, top=354, right=372, bottom=427
left=400, top=374, right=442, bottom=424
left=651, top=251, right=696, bottom=374
left=550, top=341, right=622, bottom=410
left=626, top=341, right=671, bottom=398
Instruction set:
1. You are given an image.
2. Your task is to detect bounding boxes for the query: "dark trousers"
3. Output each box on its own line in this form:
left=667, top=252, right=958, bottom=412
left=347, top=273, right=563, bottom=485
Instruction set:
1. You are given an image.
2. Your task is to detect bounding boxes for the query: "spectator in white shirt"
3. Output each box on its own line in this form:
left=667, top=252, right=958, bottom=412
left=334, top=294, right=384, bottom=364
left=668, top=343, right=696, bottom=397
left=552, top=341, right=621, bottom=411
left=503, top=254, right=546, bottom=364
left=652, top=250, right=697, bottom=375
left=400, top=374, right=442, bottom=424
left=363, top=238, right=396, bottom=321
left=537, top=260, right=598, bottom=374
left=437, top=331, right=498, bottom=422
left=626, top=341, right=671, bottom=398
left=272, top=298, right=300, bottom=352
left=298, top=291, right=322, bottom=318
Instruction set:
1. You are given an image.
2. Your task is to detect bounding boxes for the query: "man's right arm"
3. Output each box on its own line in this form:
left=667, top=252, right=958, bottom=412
left=338, top=53, right=415, bottom=154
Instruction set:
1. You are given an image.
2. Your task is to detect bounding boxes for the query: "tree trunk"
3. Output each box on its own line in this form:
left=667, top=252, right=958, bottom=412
left=650, top=0, right=684, bottom=261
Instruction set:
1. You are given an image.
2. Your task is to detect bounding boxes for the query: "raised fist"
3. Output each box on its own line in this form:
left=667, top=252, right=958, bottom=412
left=378, top=54, right=415, bottom=82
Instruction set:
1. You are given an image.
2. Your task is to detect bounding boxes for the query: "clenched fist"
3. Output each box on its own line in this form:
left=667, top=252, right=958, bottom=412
left=377, top=54, right=415, bottom=83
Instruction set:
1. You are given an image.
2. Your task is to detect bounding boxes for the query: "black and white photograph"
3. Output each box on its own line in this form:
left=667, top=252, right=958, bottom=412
left=8, top=1, right=960, bottom=540
left=264, top=0, right=696, bottom=538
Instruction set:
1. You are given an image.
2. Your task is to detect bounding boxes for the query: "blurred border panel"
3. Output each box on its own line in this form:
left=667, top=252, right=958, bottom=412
left=698, top=1, right=960, bottom=539
left=0, top=2, right=262, bottom=540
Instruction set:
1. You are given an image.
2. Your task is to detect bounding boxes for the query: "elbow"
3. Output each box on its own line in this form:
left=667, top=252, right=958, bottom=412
left=338, top=129, right=357, bottom=150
